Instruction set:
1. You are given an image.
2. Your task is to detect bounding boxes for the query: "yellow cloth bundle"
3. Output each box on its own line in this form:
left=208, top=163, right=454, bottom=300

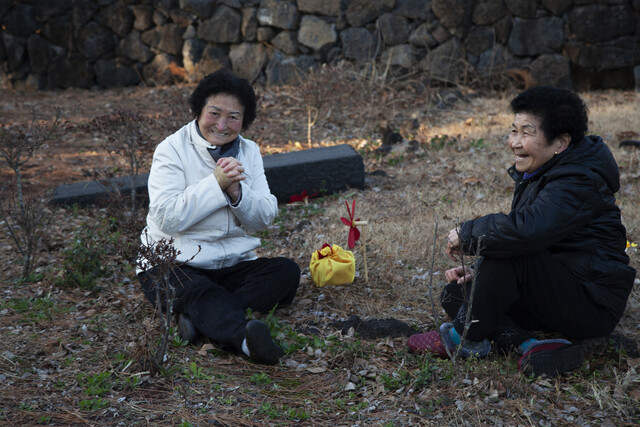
left=309, top=244, right=355, bottom=287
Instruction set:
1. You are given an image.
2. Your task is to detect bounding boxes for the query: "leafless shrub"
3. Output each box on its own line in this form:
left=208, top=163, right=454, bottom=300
left=0, top=106, right=73, bottom=281
left=134, top=232, right=200, bottom=373
left=85, top=110, right=156, bottom=217
left=292, top=64, right=361, bottom=147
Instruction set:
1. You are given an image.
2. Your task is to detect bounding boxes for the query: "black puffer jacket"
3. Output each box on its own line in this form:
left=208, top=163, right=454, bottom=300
left=459, top=135, right=636, bottom=320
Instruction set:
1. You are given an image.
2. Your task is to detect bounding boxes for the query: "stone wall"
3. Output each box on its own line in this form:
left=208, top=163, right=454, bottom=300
left=2, top=0, right=639, bottom=91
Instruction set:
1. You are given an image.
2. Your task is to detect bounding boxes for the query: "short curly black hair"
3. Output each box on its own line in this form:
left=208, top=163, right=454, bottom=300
left=188, top=69, right=257, bottom=130
left=510, top=86, right=589, bottom=145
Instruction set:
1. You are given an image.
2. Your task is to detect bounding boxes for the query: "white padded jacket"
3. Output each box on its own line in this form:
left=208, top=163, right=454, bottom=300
left=138, top=120, right=277, bottom=272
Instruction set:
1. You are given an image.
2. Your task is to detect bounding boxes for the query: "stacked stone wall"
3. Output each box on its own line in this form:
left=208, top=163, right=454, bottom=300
left=1, top=0, right=639, bottom=91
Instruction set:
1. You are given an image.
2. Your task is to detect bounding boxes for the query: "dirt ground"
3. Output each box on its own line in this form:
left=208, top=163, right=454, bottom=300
left=1, top=80, right=640, bottom=426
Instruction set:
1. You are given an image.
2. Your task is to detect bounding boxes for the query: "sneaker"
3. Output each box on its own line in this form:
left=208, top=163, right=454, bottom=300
left=407, top=330, right=449, bottom=358
left=517, top=339, right=584, bottom=377
left=177, top=312, right=200, bottom=345
left=439, top=323, right=491, bottom=358
left=245, top=320, right=284, bottom=365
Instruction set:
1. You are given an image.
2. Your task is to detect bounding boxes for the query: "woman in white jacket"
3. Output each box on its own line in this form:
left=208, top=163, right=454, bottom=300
left=137, top=69, right=300, bottom=365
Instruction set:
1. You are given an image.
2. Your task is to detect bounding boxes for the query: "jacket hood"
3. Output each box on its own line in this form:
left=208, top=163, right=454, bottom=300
left=556, top=135, right=620, bottom=193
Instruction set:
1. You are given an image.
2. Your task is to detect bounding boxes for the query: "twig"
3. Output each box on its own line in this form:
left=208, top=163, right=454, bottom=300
left=426, top=220, right=442, bottom=327
left=354, top=220, right=369, bottom=282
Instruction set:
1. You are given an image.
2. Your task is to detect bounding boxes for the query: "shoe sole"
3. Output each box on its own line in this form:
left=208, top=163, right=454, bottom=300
left=246, top=320, right=284, bottom=365
left=525, top=345, right=584, bottom=377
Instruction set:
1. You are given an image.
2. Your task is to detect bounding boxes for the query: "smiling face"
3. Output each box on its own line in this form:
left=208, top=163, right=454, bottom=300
left=509, top=112, right=569, bottom=174
left=197, top=93, right=244, bottom=146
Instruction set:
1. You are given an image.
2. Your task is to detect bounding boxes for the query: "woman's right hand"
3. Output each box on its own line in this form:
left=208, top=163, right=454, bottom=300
left=214, top=157, right=245, bottom=190
left=445, top=266, right=473, bottom=284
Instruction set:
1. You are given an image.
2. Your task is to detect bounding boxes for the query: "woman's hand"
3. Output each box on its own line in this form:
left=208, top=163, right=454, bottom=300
left=445, top=228, right=462, bottom=261
left=214, top=157, right=245, bottom=190
left=445, top=266, right=473, bottom=284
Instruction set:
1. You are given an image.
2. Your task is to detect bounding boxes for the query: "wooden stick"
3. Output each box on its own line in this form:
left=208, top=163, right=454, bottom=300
left=354, top=220, right=369, bottom=282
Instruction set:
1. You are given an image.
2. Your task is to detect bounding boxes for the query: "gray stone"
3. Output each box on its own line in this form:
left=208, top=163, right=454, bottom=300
left=73, top=0, right=99, bottom=29
left=183, top=24, right=197, bottom=39
left=345, top=0, right=394, bottom=27
left=569, top=37, right=638, bottom=70
left=506, top=0, right=538, bottom=18
left=541, top=0, right=571, bottom=16
left=465, top=26, right=494, bottom=57
left=419, top=37, right=467, bottom=84
left=156, top=24, right=185, bottom=55
left=257, top=27, right=276, bottom=42
left=34, top=0, right=73, bottom=22
left=530, top=53, right=572, bottom=89
left=182, top=38, right=205, bottom=81
left=142, top=53, right=181, bottom=85
left=508, top=17, right=564, bottom=56
left=432, top=0, right=472, bottom=36
left=569, top=5, right=637, bottom=43
left=298, top=16, right=337, bottom=50
left=193, top=44, right=230, bottom=82
left=3, top=4, right=37, bottom=38
left=3, top=33, right=26, bottom=71
left=179, top=0, right=215, bottom=18
left=493, top=15, right=512, bottom=43
left=409, top=22, right=439, bottom=49
left=132, top=5, right=154, bottom=31
left=119, top=32, right=154, bottom=63
left=380, top=44, right=416, bottom=69
left=257, top=0, right=299, bottom=30
left=77, top=21, right=117, bottom=61
left=170, top=9, right=197, bottom=27
left=297, top=0, right=341, bottom=16
left=242, top=8, right=258, bottom=41
left=153, top=10, right=169, bottom=26
left=340, top=27, right=377, bottom=62
left=198, top=5, right=242, bottom=43
left=99, top=2, right=134, bottom=37
left=50, top=145, right=365, bottom=206
left=395, top=0, right=433, bottom=21
left=153, top=0, right=178, bottom=16
left=41, top=16, right=73, bottom=49
left=95, top=59, right=141, bottom=87
left=47, top=53, right=94, bottom=88
left=229, top=42, right=268, bottom=82
left=266, top=51, right=317, bottom=85
left=27, top=34, right=50, bottom=74
left=378, top=13, right=410, bottom=46
left=472, top=0, right=506, bottom=25
left=272, top=31, right=299, bottom=55
left=182, top=39, right=231, bottom=83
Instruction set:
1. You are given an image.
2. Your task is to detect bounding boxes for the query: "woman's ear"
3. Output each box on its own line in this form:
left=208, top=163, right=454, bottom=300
left=555, top=133, right=571, bottom=154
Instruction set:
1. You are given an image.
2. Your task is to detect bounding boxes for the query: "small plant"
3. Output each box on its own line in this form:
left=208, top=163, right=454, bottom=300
left=77, top=371, right=113, bottom=396
left=469, top=137, right=485, bottom=149
left=58, top=226, right=106, bottom=291
left=249, top=372, right=272, bottom=385
left=429, top=134, right=457, bottom=150
left=184, top=361, right=209, bottom=381
left=78, top=398, right=109, bottom=411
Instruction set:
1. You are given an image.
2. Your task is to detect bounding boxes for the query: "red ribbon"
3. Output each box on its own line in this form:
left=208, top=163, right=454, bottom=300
left=340, top=199, right=360, bottom=249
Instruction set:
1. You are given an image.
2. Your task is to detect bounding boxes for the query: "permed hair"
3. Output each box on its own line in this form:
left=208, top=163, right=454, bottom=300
left=188, top=69, right=257, bottom=130
left=510, top=86, right=589, bottom=145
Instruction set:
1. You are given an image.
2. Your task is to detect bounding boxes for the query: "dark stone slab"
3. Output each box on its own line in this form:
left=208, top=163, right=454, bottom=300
left=263, top=144, right=365, bottom=202
left=50, top=144, right=365, bottom=206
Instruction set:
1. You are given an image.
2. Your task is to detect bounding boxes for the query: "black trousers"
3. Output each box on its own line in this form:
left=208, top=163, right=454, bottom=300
left=440, top=251, right=618, bottom=350
left=138, top=257, right=300, bottom=352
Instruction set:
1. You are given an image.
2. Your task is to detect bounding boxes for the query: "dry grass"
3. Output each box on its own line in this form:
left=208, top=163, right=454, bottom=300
left=0, top=74, right=639, bottom=425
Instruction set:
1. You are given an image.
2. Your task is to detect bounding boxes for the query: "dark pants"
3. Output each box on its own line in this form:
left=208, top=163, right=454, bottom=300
left=138, top=257, right=300, bottom=352
left=440, top=251, right=618, bottom=350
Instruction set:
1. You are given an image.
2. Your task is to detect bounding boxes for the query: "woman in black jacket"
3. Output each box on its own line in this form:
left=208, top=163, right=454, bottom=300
left=408, top=86, right=636, bottom=377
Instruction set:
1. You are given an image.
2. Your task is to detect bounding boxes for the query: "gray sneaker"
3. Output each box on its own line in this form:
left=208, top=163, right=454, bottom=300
left=177, top=313, right=200, bottom=345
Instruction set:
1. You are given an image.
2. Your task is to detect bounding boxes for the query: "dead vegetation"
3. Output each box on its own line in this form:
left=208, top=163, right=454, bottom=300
left=0, top=67, right=639, bottom=425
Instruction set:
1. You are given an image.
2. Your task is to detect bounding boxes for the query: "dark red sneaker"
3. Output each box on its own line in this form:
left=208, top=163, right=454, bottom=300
left=518, top=340, right=584, bottom=377
left=407, top=330, right=449, bottom=359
